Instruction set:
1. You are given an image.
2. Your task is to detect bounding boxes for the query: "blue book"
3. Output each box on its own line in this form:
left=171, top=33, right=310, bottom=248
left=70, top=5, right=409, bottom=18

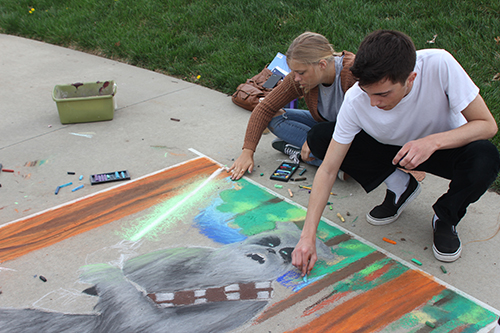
left=267, top=52, right=290, bottom=74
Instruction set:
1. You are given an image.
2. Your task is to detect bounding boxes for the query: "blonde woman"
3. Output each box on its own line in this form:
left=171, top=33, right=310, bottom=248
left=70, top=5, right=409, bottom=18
left=229, top=31, right=356, bottom=180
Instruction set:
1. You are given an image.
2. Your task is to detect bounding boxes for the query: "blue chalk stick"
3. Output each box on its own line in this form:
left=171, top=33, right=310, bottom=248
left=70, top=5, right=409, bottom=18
left=71, top=184, right=84, bottom=192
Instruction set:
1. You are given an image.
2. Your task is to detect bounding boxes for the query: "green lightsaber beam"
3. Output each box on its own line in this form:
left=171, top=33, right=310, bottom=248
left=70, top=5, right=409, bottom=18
left=130, top=167, right=225, bottom=242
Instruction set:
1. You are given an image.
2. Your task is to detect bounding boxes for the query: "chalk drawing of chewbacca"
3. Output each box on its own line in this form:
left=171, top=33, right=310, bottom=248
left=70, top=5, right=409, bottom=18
left=0, top=223, right=335, bottom=333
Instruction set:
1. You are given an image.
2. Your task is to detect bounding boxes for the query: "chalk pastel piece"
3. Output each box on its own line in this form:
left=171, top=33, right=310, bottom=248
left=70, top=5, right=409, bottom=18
left=2, top=169, right=14, bottom=173
left=115, top=171, right=120, bottom=179
left=329, top=205, right=333, bottom=210
left=78, top=175, right=83, bottom=180
left=54, top=186, right=60, bottom=195
left=121, top=172, right=126, bottom=178
left=59, top=182, right=73, bottom=188
left=292, top=177, right=306, bottom=181
left=67, top=171, right=76, bottom=175
left=440, top=265, right=447, bottom=273
left=411, top=258, right=422, bottom=266
left=107, top=174, right=110, bottom=179
left=39, top=276, right=47, bottom=282
left=71, top=184, right=84, bottom=192
left=425, top=321, right=436, bottom=328
left=382, top=237, right=397, bottom=245
left=274, top=184, right=283, bottom=189
left=260, top=173, right=264, bottom=176
left=288, top=188, right=293, bottom=197
left=299, top=168, right=307, bottom=176
left=299, top=185, right=312, bottom=190
left=303, top=274, right=308, bottom=283
left=337, top=212, right=345, bottom=222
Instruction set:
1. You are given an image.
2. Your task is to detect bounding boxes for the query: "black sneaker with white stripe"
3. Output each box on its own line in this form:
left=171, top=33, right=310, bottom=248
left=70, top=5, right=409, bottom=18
left=432, top=217, right=462, bottom=262
left=366, top=174, right=420, bottom=225
left=271, top=139, right=301, bottom=164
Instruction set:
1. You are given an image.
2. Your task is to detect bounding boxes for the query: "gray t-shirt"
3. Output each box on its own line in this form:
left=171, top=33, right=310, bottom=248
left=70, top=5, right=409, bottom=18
left=317, top=55, right=345, bottom=121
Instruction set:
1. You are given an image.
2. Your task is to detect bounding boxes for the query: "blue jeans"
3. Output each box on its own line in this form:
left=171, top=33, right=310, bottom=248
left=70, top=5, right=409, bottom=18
left=268, top=109, right=322, bottom=166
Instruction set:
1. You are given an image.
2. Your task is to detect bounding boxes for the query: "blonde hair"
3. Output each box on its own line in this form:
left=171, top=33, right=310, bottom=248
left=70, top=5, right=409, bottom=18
left=286, top=31, right=341, bottom=66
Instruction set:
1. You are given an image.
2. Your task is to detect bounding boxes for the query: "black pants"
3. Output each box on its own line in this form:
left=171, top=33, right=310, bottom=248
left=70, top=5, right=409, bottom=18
left=307, top=122, right=500, bottom=226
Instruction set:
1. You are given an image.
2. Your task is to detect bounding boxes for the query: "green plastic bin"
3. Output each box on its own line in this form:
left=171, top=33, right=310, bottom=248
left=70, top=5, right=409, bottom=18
left=52, top=80, right=117, bottom=124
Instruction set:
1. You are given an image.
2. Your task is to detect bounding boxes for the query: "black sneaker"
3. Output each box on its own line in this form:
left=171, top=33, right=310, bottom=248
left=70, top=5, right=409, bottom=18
left=366, top=174, right=421, bottom=225
left=432, top=218, right=462, bottom=262
left=272, top=139, right=301, bottom=163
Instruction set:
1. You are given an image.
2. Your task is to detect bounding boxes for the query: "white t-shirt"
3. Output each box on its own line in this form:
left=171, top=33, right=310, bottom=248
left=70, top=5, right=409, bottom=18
left=333, top=49, right=479, bottom=146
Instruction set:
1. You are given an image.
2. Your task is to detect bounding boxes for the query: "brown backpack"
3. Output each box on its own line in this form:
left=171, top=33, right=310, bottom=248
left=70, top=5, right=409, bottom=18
left=232, top=67, right=281, bottom=111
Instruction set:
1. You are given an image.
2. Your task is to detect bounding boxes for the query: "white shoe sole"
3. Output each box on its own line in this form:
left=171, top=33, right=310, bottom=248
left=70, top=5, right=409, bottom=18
left=433, top=244, right=462, bottom=262
left=337, top=170, right=348, bottom=181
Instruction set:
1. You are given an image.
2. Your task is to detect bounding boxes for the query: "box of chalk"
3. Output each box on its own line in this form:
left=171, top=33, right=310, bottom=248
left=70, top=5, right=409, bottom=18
left=90, top=170, right=130, bottom=185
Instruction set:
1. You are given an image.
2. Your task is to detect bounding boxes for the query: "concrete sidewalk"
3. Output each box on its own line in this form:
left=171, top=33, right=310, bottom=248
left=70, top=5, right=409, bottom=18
left=1, top=34, right=499, bottom=330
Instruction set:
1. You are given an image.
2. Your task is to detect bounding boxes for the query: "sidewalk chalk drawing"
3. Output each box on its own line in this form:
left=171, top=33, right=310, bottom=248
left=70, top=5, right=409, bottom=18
left=0, top=156, right=497, bottom=333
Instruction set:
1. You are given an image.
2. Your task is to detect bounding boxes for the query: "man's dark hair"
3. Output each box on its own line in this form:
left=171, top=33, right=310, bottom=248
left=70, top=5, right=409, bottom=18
left=350, top=30, right=416, bottom=86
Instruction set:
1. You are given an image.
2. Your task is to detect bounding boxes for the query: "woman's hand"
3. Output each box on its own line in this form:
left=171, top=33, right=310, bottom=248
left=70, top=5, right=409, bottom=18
left=228, top=149, right=255, bottom=180
left=300, top=140, right=315, bottom=162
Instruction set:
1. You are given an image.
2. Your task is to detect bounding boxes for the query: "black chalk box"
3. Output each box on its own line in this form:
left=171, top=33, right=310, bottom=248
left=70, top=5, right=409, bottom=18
left=270, top=162, right=299, bottom=182
left=90, top=170, right=131, bottom=185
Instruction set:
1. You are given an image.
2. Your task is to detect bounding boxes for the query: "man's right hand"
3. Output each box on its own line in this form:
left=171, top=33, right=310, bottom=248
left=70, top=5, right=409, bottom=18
left=292, top=237, right=317, bottom=276
left=228, top=149, right=254, bottom=180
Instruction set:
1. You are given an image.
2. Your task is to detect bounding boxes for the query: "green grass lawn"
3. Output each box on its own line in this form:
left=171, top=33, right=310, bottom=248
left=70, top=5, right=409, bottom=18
left=1, top=0, right=499, bottom=189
